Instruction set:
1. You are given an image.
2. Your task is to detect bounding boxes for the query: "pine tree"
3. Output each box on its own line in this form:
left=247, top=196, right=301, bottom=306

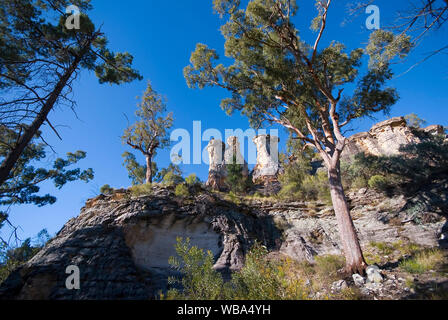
left=0, top=0, right=141, bottom=187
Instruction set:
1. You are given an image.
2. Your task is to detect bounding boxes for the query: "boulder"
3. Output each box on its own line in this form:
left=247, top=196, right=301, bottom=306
left=331, top=280, right=348, bottom=292
left=352, top=273, right=365, bottom=287
left=366, top=265, right=383, bottom=284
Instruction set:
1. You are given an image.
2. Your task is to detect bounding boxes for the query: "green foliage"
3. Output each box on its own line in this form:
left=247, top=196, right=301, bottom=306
left=314, top=255, right=346, bottom=282
left=156, top=164, right=183, bottom=184
left=340, top=153, right=382, bottom=191
left=185, top=173, right=200, bottom=186
left=121, top=152, right=149, bottom=185
left=129, top=183, right=153, bottom=197
left=352, top=135, right=448, bottom=194
left=229, top=243, right=309, bottom=300
left=0, top=0, right=141, bottom=90
left=0, top=229, right=50, bottom=284
left=225, top=191, right=241, bottom=205
left=165, top=239, right=310, bottom=300
left=368, top=175, right=389, bottom=191
left=167, top=237, right=224, bottom=300
left=0, top=127, right=94, bottom=209
left=185, top=1, right=405, bottom=136
left=300, top=170, right=331, bottom=203
left=366, top=30, right=412, bottom=70
left=122, top=82, right=173, bottom=183
left=100, top=184, right=114, bottom=195
left=405, top=113, right=427, bottom=129
left=226, top=155, right=250, bottom=194
left=162, top=171, right=184, bottom=186
left=400, top=249, right=445, bottom=274
left=278, top=141, right=314, bottom=200
left=365, top=240, right=425, bottom=266
left=0, top=0, right=141, bottom=184
left=175, top=184, right=190, bottom=198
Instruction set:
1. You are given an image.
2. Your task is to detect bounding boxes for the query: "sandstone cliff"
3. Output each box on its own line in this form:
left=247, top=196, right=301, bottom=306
left=1, top=183, right=446, bottom=300
left=342, top=117, right=447, bottom=161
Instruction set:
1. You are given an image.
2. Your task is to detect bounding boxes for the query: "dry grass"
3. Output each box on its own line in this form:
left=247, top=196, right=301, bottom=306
left=129, top=183, right=154, bottom=197
left=399, top=249, right=445, bottom=274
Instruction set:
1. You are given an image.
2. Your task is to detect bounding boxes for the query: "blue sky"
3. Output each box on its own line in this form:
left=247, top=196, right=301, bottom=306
left=2, top=0, right=447, bottom=243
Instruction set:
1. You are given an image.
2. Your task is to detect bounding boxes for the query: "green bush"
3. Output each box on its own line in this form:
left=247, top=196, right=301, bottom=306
left=185, top=173, right=200, bottom=186
left=129, top=183, right=153, bottom=196
left=340, top=154, right=382, bottom=191
left=368, top=175, right=389, bottom=191
left=300, top=170, right=331, bottom=203
left=225, top=191, right=241, bottom=205
left=100, top=184, right=114, bottom=195
left=166, top=238, right=224, bottom=300
left=175, top=184, right=190, bottom=198
left=165, top=239, right=310, bottom=300
left=162, top=171, right=184, bottom=186
left=226, top=155, right=251, bottom=194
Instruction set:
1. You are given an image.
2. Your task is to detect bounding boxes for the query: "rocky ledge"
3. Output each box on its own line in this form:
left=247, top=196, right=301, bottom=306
left=0, top=184, right=446, bottom=300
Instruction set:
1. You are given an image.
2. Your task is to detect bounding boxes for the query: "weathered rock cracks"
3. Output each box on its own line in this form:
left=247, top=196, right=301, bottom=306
left=0, top=184, right=446, bottom=300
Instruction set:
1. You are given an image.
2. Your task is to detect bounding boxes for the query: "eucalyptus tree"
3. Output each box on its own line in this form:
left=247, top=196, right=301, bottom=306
left=122, top=83, right=173, bottom=184
left=184, top=0, right=410, bottom=273
left=0, top=0, right=142, bottom=186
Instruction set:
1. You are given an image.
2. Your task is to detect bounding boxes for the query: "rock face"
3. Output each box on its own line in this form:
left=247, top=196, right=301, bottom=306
left=252, top=135, right=281, bottom=185
left=205, top=138, right=227, bottom=190
left=342, top=117, right=421, bottom=161
left=0, top=187, right=280, bottom=300
left=1, top=183, right=445, bottom=300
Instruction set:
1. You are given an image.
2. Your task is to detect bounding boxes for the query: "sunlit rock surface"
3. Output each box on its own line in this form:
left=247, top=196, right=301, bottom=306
left=205, top=138, right=227, bottom=190
left=252, top=135, right=281, bottom=185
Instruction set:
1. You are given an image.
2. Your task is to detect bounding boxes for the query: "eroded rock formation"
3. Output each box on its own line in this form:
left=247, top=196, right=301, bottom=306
left=341, top=117, right=447, bottom=161
left=252, top=135, right=281, bottom=185
left=205, top=138, right=227, bottom=190
left=1, top=183, right=445, bottom=300
left=0, top=187, right=280, bottom=300
left=342, top=117, right=421, bottom=161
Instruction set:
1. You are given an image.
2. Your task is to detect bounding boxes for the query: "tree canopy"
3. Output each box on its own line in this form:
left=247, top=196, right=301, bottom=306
left=0, top=0, right=142, bottom=187
left=184, top=0, right=412, bottom=274
left=0, top=127, right=93, bottom=233
left=122, top=82, right=173, bottom=184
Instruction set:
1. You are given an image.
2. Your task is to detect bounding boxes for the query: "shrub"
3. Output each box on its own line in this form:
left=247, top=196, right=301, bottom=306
left=226, top=155, right=251, bottom=194
left=185, top=173, right=200, bottom=186
left=300, top=170, right=331, bottom=203
left=100, top=184, right=114, bottom=195
left=368, top=175, right=388, bottom=191
left=278, top=150, right=313, bottom=199
left=166, top=237, right=224, bottom=300
left=399, top=249, right=445, bottom=274
left=340, top=154, right=381, bottom=191
left=225, top=191, right=241, bottom=205
left=165, top=239, right=310, bottom=300
left=229, top=243, right=309, bottom=300
left=369, top=241, right=395, bottom=256
left=175, top=184, right=190, bottom=198
left=314, top=255, right=346, bottom=282
left=162, top=171, right=184, bottom=186
left=129, top=183, right=153, bottom=196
